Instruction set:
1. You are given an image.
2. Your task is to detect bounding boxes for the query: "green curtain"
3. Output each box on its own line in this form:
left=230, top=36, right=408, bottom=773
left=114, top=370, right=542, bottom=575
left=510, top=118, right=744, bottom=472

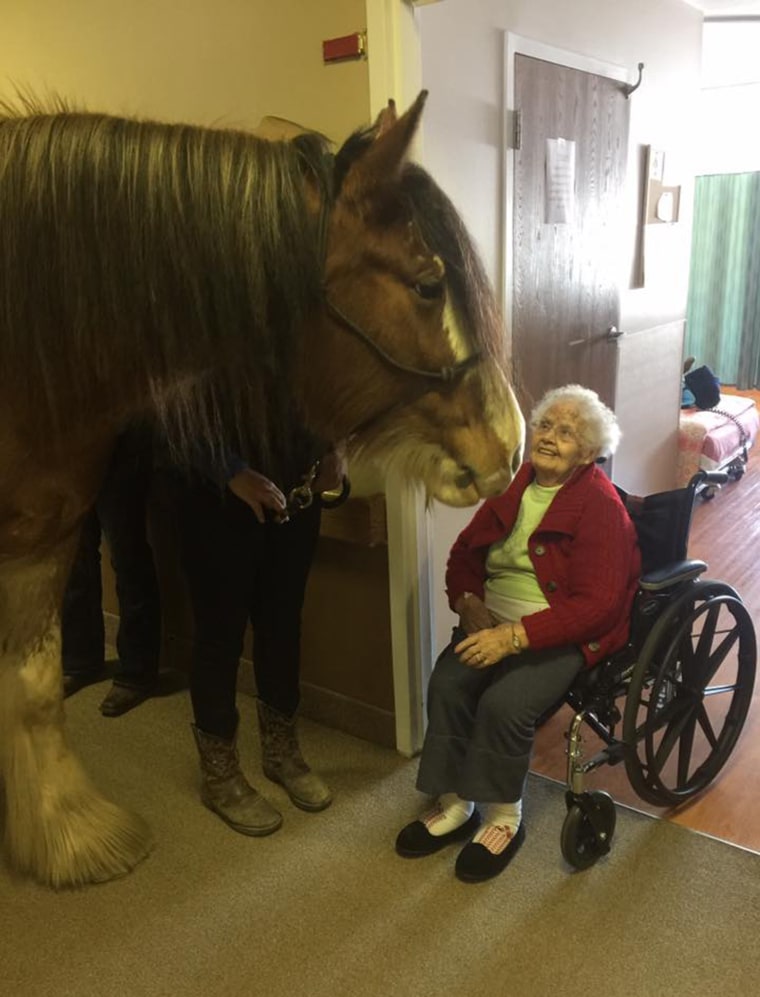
left=685, top=172, right=760, bottom=389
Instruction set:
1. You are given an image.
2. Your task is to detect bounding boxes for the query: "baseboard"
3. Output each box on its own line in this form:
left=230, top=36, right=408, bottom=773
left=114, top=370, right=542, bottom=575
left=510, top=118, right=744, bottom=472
left=236, top=663, right=397, bottom=749
left=105, top=612, right=396, bottom=749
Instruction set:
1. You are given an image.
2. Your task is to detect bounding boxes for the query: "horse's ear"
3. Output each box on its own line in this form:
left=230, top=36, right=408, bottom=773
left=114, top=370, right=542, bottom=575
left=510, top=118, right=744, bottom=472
left=342, top=90, right=428, bottom=199
left=373, top=98, right=397, bottom=136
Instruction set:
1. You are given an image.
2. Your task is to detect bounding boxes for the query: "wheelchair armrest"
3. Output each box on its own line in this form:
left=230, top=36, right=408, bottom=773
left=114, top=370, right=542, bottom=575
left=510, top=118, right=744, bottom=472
left=639, top=559, right=707, bottom=591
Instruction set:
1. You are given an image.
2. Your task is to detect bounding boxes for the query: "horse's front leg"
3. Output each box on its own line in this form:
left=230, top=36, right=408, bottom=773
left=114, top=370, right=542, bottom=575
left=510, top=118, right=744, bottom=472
left=0, top=553, right=153, bottom=887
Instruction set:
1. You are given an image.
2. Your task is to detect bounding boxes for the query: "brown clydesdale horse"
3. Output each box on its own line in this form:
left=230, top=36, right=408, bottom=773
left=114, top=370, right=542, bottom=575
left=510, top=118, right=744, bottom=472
left=0, top=92, right=523, bottom=886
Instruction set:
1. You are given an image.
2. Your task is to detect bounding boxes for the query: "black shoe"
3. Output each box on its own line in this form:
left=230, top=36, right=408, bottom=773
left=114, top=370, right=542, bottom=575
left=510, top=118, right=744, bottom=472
left=395, top=810, right=480, bottom=858
left=455, top=822, right=526, bottom=883
left=63, top=668, right=107, bottom=699
left=99, top=682, right=155, bottom=717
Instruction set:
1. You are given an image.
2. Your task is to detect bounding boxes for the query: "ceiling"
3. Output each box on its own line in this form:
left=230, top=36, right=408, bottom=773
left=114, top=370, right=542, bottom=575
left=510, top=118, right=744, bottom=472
left=684, top=0, right=760, bottom=13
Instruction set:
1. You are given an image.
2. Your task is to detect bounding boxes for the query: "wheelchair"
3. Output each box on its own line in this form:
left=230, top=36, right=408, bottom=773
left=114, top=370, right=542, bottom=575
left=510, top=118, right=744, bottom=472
left=556, top=469, right=757, bottom=870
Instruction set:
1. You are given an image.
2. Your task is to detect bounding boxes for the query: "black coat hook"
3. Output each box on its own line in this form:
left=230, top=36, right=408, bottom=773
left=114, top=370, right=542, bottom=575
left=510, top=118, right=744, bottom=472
left=622, top=63, right=644, bottom=99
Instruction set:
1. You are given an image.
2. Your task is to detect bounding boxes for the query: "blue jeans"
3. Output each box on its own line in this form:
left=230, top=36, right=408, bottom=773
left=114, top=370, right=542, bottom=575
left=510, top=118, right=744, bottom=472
left=416, top=628, right=583, bottom=803
left=61, top=426, right=161, bottom=686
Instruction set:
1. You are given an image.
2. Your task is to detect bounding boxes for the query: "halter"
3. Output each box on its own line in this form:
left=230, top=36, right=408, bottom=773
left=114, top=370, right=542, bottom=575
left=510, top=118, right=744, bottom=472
left=322, top=295, right=481, bottom=384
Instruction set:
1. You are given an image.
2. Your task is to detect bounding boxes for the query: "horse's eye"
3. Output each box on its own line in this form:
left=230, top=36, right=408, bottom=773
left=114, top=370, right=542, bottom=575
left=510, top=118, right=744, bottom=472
left=413, top=279, right=444, bottom=301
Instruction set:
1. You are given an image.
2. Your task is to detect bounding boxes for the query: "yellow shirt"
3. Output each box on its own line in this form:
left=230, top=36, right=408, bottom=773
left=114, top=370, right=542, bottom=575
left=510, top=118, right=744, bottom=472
left=484, top=480, right=561, bottom=619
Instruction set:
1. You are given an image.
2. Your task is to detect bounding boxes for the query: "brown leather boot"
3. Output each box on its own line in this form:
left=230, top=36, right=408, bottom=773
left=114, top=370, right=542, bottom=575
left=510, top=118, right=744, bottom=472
left=191, top=724, right=282, bottom=836
left=256, top=700, right=332, bottom=812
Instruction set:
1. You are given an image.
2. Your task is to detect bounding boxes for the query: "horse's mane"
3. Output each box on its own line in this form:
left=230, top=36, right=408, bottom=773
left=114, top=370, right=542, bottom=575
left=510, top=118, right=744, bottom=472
left=0, top=96, right=333, bottom=471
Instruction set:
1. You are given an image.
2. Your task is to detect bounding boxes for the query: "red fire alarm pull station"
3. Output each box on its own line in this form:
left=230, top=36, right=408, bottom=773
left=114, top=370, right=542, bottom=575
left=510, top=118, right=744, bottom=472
left=322, top=32, right=366, bottom=63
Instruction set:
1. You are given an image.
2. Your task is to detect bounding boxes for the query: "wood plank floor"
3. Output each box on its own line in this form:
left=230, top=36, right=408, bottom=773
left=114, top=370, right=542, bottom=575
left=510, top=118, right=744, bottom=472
left=530, top=387, right=760, bottom=852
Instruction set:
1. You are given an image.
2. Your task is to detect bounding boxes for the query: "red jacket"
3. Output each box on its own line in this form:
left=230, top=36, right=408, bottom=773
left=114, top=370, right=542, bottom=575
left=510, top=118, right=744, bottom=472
left=446, top=462, right=641, bottom=667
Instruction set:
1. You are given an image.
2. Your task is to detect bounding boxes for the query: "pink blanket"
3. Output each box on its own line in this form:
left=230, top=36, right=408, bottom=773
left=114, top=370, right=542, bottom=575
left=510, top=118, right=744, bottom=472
left=677, top=394, right=759, bottom=487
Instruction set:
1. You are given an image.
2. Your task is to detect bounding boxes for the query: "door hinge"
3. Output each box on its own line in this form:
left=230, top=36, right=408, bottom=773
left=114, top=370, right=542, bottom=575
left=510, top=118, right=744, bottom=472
left=513, top=110, right=522, bottom=151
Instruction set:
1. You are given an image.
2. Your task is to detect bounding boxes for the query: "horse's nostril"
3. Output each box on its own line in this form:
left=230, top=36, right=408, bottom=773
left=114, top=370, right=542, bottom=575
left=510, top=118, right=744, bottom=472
left=511, top=446, right=523, bottom=474
left=455, top=466, right=475, bottom=489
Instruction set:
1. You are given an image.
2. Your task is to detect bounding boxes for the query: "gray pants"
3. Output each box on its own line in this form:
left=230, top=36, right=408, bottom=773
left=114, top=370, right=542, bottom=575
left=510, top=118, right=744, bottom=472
left=416, top=629, right=583, bottom=803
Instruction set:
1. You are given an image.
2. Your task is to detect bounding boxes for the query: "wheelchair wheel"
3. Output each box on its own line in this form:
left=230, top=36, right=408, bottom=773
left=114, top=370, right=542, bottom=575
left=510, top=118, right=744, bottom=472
left=561, top=791, right=616, bottom=870
left=623, top=581, right=756, bottom=807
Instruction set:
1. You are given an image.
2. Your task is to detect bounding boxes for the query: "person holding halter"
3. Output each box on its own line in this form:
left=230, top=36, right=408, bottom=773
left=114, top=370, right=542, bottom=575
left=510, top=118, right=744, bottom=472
left=165, top=436, right=347, bottom=837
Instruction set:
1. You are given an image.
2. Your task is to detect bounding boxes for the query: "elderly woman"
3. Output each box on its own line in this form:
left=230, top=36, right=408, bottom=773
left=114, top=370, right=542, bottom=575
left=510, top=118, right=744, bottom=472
left=396, top=385, right=640, bottom=882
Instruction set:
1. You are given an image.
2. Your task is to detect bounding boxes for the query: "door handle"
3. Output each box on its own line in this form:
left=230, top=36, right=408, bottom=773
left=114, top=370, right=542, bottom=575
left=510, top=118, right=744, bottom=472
left=606, top=325, right=625, bottom=341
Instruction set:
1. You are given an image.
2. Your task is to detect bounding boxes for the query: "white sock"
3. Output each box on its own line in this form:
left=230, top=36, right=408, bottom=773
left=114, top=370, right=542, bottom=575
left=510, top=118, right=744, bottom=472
left=421, top=792, right=475, bottom=837
left=472, top=800, right=523, bottom=854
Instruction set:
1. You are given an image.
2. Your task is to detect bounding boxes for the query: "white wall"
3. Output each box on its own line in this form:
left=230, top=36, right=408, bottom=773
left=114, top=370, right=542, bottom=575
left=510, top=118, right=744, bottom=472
left=414, top=0, right=703, bottom=652
left=0, top=0, right=370, bottom=141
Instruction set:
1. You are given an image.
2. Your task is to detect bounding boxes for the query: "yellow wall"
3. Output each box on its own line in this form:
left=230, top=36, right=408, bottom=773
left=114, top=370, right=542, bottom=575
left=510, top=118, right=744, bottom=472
left=1, top=0, right=370, bottom=142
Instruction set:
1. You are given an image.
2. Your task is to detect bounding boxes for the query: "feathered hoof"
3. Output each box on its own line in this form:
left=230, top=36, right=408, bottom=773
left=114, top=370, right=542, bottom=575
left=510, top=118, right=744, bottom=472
left=8, top=796, right=154, bottom=889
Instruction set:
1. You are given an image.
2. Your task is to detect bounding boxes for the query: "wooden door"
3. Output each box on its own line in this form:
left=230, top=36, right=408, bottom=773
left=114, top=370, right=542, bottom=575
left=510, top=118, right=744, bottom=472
left=512, top=54, right=630, bottom=415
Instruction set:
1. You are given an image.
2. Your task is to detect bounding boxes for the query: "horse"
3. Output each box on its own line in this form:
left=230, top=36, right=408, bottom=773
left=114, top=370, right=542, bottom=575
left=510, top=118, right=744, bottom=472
left=0, top=91, right=524, bottom=887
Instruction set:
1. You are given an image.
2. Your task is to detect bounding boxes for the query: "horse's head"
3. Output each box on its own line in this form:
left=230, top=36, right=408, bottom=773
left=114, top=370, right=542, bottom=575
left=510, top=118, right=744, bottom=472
left=297, top=93, right=524, bottom=506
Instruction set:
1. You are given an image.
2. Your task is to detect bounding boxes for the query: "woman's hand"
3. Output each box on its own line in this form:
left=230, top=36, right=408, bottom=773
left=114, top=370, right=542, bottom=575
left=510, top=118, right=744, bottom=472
left=453, top=593, right=494, bottom=634
left=228, top=469, right=287, bottom=523
left=455, top=623, right=526, bottom=669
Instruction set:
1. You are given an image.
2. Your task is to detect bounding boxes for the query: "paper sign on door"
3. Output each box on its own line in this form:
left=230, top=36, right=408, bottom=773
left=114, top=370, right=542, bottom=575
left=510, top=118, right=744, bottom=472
left=545, top=137, right=576, bottom=224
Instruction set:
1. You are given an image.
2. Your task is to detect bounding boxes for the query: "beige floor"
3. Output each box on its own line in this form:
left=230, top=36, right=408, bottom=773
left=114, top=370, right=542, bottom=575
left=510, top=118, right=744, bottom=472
left=2, top=682, right=759, bottom=997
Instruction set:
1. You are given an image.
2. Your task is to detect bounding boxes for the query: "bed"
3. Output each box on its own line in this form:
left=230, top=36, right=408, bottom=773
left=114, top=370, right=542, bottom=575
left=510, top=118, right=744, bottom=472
left=677, top=393, right=760, bottom=490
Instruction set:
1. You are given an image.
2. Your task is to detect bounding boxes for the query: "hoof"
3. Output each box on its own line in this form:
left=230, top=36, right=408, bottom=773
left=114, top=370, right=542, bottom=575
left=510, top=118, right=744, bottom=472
left=7, top=795, right=154, bottom=888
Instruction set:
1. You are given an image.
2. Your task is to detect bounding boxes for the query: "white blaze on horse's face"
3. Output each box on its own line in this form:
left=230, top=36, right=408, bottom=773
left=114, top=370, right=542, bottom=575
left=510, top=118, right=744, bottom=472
left=442, top=294, right=468, bottom=364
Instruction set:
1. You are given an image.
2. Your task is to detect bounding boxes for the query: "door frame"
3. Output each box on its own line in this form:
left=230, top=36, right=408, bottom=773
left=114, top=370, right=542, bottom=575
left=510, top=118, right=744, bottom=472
left=365, top=0, right=431, bottom=757
left=502, top=34, right=632, bottom=347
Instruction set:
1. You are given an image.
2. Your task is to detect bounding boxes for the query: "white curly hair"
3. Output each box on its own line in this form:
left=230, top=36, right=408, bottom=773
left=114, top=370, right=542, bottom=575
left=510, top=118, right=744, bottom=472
left=529, top=384, right=621, bottom=457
